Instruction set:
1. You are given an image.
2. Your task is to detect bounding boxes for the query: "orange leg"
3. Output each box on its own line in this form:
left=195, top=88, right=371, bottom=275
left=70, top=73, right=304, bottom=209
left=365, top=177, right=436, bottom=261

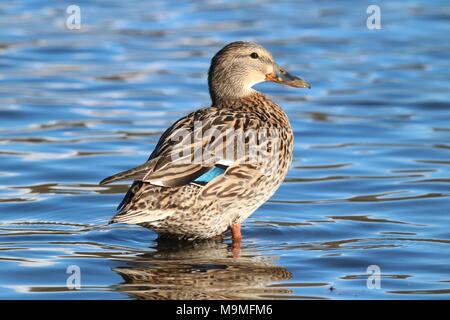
left=231, top=223, right=242, bottom=257
left=231, top=223, right=242, bottom=243
left=230, top=223, right=242, bottom=257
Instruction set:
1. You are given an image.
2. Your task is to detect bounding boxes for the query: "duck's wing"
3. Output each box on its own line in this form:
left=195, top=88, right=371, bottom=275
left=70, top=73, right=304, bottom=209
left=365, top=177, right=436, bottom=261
left=99, top=111, right=208, bottom=187
left=99, top=108, right=265, bottom=188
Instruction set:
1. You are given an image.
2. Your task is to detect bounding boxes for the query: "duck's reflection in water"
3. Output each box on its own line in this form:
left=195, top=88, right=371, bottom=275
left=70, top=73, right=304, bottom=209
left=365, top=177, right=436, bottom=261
left=114, top=239, right=292, bottom=299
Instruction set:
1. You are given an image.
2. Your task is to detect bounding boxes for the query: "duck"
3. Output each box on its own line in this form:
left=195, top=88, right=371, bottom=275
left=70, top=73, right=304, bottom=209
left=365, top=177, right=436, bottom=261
left=100, top=41, right=310, bottom=246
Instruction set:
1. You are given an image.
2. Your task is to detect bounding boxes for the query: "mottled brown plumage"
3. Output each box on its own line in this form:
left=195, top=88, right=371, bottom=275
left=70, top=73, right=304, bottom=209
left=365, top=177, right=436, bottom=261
left=100, top=41, right=310, bottom=240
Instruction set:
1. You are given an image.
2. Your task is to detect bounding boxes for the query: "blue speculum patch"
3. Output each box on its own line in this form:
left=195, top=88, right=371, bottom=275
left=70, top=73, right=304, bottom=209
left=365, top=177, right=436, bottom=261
left=193, top=165, right=227, bottom=185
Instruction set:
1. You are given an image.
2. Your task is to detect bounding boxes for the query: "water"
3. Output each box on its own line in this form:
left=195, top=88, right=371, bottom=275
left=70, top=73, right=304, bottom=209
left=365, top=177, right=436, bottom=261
left=0, top=0, right=449, bottom=299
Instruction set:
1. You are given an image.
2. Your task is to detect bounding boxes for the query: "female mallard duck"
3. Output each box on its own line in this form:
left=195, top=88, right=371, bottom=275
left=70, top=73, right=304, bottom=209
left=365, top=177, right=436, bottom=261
left=100, top=41, right=310, bottom=244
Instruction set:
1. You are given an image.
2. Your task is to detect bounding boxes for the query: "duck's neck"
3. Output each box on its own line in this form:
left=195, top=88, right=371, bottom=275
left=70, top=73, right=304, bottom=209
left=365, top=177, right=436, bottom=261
left=208, top=67, right=260, bottom=104
left=211, top=90, right=258, bottom=105
left=213, top=91, right=280, bottom=114
left=221, top=91, right=289, bottom=121
left=209, top=82, right=257, bottom=105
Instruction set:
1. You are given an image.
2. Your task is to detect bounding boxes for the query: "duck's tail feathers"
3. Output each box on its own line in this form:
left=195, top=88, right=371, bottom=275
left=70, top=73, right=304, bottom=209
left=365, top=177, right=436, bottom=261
left=110, top=208, right=172, bottom=225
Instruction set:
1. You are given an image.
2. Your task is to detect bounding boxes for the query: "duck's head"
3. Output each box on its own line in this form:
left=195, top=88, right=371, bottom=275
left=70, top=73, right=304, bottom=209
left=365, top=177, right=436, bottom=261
left=208, top=41, right=310, bottom=103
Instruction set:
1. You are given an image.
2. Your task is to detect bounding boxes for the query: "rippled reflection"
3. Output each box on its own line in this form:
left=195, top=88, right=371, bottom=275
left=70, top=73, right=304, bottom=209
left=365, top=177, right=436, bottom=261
left=114, top=240, right=292, bottom=300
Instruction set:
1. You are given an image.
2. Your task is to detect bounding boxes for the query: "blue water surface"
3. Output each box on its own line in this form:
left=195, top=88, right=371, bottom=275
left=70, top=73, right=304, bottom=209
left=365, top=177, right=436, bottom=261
left=0, top=0, right=449, bottom=299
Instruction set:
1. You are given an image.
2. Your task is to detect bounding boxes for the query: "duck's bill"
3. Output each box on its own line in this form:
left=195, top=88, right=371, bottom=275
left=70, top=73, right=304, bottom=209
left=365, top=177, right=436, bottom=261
left=265, top=65, right=311, bottom=89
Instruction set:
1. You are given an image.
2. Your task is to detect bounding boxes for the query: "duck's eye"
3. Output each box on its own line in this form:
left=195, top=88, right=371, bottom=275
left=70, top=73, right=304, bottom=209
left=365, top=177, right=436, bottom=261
left=250, top=52, right=259, bottom=59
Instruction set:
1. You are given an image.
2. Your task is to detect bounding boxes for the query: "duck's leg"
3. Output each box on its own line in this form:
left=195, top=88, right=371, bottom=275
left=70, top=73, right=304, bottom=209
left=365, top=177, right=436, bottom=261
left=231, top=223, right=242, bottom=242
left=230, top=223, right=242, bottom=257
left=231, top=222, right=242, bottom=247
